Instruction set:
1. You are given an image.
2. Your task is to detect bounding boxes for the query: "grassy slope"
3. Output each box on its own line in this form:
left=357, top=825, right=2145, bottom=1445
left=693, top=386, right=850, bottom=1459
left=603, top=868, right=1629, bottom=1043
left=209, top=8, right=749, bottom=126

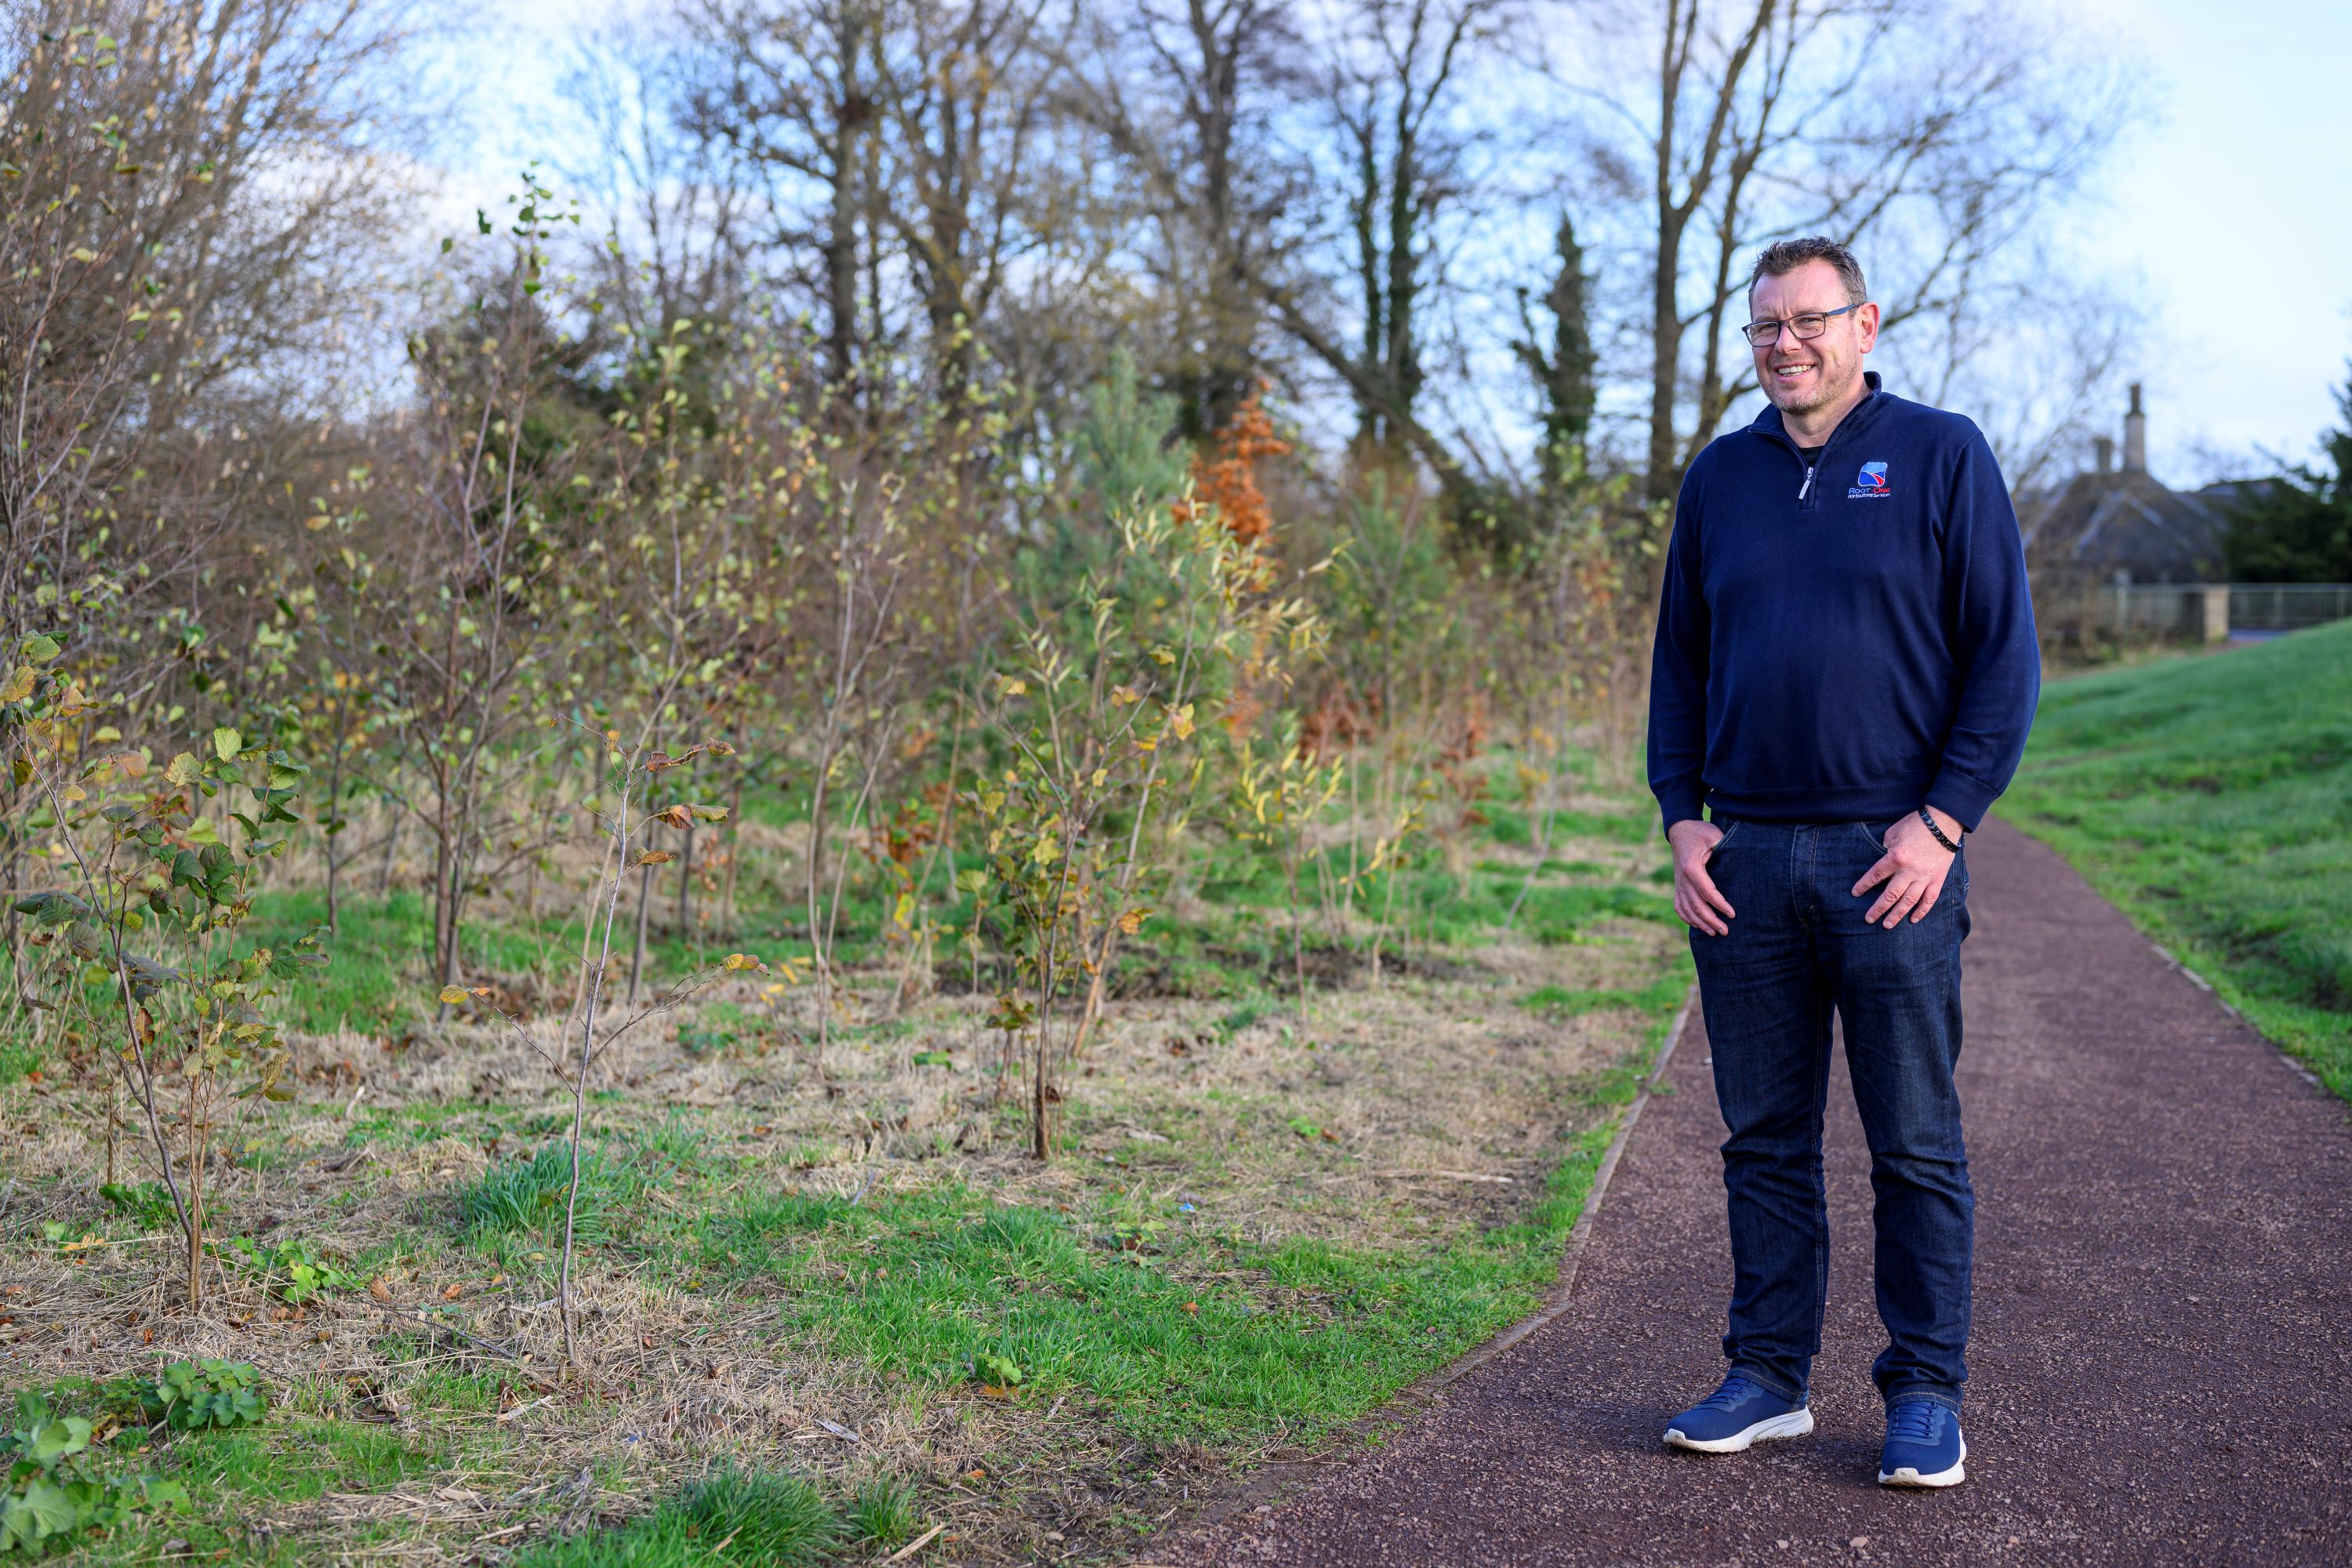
left=1999, top=619, right=2352, bottom=1098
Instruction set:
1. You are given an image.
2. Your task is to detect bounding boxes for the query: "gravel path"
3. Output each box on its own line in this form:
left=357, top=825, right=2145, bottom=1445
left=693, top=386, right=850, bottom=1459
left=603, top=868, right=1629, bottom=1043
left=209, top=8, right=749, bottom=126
left=1171, top=819, right=2352, bottom=1566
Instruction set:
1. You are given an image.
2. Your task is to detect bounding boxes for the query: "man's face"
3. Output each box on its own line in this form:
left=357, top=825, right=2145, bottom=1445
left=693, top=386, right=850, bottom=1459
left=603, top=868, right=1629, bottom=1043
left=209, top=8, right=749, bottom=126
left=1749, top=260, right=1879, bottom=417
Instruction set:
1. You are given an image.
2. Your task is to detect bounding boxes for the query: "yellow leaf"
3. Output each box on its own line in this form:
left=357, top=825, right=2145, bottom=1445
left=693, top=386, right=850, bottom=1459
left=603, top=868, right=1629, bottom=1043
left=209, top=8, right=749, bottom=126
left=1170, top=704, right=1196, bottom=741
left=1030, top=835, right=1061, bottom=866
left=437, top=985, right=467, bottom=1004
left=1110, top=684, right=1142, bottom=706
left=723, top=953, right=765, bottom=971
left=70, top=246, right=97, bottom=263
left=1118, top=908, right=1149, bottom=935
left=0, top=666, right=33, bottom=703
left=638, top=849, right=675, bottom=865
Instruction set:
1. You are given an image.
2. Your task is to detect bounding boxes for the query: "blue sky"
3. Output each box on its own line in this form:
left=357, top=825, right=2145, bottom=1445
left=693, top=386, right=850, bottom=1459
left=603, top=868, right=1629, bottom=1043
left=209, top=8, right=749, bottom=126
left=2064, top=0, right=2352, bottom=480
left=439, top=0, right=2352, bottom=484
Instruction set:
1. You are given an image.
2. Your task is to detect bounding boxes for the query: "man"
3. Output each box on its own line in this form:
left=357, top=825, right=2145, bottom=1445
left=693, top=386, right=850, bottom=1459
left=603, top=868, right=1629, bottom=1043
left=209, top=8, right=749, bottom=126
left=1646, top=238, right=2038, bottom=1489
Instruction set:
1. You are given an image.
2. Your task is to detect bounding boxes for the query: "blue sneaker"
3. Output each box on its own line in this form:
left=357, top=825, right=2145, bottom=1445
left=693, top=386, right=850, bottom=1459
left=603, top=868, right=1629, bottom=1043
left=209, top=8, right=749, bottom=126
left=1663, top=1371, right=1814, bottom=1454
left=1878, top=1396, right=1966, bottom=1487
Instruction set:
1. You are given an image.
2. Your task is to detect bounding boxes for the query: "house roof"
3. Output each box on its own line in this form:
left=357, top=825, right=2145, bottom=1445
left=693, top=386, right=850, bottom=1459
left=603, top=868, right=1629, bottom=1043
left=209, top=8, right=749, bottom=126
left=2019, top=469, right=2228, bottom=583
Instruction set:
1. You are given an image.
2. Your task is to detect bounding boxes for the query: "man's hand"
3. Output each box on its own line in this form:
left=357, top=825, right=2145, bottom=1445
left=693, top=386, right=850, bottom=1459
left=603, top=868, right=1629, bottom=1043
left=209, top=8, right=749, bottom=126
left=1853, top=808, right=1962, bottom=928
left=1669, top=818, right=1736, bottom=936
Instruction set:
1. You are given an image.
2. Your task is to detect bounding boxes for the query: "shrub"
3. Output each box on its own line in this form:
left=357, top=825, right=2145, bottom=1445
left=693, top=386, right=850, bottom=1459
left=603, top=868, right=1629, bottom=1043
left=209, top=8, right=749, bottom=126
left=105, top=1362, right=267, bottom=1433
left=225, top=1236, right=356, bottom=1303
left=2, top=1391, right=186, bottom=1556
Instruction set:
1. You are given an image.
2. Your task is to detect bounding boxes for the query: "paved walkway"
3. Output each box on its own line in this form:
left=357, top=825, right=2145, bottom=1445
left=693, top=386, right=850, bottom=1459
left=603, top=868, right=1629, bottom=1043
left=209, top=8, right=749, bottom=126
left=1174, top=820, right=2352, bottom=1566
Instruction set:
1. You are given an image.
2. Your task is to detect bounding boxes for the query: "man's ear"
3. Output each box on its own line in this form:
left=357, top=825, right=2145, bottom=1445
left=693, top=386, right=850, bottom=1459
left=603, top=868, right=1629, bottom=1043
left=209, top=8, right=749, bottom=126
left=1857, top=302, right=1882, bottom=353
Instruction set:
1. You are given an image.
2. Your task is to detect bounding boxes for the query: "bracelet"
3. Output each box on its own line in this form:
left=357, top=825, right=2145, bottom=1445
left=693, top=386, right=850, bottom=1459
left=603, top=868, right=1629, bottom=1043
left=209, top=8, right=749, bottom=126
left=1917, top=806, right=1963, bottom=854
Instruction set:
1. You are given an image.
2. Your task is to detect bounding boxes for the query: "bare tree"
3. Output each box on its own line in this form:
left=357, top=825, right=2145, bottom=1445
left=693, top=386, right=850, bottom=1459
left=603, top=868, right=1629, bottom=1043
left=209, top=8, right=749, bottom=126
left=561, top=30, right=759, bottom=344
left=1325, top=0, right=1509, bottom=452
left=1062, top=0, right=1308, bottom=437
left=1580, top=0, right=2132, bottom=504
left=674, top=0, right=880, bottom=390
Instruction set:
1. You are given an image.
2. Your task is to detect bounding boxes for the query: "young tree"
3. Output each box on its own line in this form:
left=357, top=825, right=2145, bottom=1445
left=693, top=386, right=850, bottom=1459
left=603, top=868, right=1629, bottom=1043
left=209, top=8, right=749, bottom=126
left=369, top=178, right=597, bottom=998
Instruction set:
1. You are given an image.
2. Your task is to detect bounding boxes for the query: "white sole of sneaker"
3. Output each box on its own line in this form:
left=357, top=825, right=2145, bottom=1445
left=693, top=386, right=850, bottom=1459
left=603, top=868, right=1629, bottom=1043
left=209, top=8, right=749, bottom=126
left=1878, top=1436, right=1968, bottom=1488
left=1664, top=1407, right=1815, bottom=1454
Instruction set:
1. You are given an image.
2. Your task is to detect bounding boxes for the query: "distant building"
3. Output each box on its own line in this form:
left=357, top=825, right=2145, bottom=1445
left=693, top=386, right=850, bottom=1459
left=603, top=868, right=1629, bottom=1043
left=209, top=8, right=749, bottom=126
left=2018, top=384, right=2229, bottom=585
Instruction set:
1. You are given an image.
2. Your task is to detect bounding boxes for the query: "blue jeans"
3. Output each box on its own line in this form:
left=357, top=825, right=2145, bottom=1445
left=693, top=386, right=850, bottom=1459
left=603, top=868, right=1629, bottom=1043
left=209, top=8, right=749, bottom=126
left=1688, top=817, right=1973, bottom=1412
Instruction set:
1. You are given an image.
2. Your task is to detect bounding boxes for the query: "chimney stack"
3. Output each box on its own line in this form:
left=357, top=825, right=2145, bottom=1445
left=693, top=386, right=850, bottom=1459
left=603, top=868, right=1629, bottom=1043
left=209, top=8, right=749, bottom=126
left=2123, top=383, right=2147, bottom=474
left=2094, top=435, right=2114, bottom=474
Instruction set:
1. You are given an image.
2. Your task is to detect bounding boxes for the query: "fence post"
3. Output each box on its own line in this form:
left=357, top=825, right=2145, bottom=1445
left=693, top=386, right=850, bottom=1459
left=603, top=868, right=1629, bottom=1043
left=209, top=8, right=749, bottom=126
left=2199, top=585, right=2230, bottom=643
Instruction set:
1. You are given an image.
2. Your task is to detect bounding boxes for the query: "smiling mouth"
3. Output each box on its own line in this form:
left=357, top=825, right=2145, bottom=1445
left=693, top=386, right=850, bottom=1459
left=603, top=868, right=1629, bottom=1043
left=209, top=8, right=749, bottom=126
left=1772, top=361, right=1817, bottom=379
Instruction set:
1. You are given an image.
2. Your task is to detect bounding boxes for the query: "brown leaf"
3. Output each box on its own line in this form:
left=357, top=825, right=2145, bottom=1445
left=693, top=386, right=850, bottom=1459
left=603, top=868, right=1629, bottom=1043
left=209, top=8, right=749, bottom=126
left=653, top=804, right=691, bottom=829
left=368, top=1277, right=392, bottom=1301
left=637, top=849, right=675, bottom=866
left=441, top=1282, right=463, bottom=1301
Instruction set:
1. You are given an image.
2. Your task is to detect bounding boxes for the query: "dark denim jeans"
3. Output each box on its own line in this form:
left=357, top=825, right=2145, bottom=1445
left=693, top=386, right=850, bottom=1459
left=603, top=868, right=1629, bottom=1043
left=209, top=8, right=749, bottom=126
left=1688, top=817, right=1973, bottom=1413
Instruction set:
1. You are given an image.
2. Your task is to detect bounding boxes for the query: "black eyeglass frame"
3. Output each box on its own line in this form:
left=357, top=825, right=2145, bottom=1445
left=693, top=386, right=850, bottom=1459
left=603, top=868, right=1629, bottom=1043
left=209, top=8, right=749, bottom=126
left=1740, top=300, right=1865, bottom=348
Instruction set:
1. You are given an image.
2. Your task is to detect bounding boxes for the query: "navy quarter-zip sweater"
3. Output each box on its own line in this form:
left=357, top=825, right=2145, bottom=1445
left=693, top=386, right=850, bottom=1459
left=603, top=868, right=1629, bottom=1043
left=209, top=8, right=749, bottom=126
left=1647, top=373, right=2039, bottom=834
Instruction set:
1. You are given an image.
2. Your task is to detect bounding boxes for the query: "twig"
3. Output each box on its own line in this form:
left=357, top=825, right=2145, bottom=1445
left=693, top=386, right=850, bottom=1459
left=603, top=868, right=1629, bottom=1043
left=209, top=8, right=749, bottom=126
left=348, top=1294, right=529, bottom=1366
left=884, top=1523, right=946, bottom=1563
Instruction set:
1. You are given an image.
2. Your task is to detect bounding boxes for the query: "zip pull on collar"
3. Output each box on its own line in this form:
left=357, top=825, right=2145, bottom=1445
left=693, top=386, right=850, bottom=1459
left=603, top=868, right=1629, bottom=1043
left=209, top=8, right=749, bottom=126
left=1798, top=464, right=1814, bottom=501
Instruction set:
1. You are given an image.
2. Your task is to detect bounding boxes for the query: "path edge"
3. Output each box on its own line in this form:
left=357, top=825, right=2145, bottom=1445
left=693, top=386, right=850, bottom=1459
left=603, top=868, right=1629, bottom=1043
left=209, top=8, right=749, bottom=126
left=1160, top=987, right=1700, bottom=1548
left=1423, top=984, right=1697, bottom=1388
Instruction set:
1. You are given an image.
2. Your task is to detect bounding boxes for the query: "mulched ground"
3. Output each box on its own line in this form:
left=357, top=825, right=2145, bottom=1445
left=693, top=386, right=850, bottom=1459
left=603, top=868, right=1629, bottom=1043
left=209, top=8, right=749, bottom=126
left=1168, top=819, right=2352, bottom=1566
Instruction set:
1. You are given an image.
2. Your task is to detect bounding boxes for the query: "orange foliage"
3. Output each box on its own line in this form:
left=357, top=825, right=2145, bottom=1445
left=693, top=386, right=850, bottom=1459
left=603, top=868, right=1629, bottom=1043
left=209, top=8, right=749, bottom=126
left=1178, top=379, right=1291, bottom=546
left=1296, top=688, right=1376, bottom=761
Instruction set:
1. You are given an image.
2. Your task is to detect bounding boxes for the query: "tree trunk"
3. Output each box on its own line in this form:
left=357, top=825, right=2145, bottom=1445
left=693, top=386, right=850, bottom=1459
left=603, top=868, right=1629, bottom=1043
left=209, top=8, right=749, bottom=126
left=824, top=3, right=868, bottom=391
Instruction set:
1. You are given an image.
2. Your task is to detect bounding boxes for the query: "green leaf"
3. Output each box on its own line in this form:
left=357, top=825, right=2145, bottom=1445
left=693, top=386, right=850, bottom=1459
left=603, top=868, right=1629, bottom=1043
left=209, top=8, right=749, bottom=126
left=9, top=1477, right=77, bottom=1539
left=20, top=633, right=62, bottom=664
left=12, top=891, right=89, bottom=925
left=212, top=727, right=241, bottom=761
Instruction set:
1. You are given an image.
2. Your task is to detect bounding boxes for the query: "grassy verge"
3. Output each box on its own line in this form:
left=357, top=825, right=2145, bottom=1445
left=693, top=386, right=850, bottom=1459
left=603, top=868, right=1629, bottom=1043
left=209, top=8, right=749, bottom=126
left=0, top=772, right=1685, bottom=1563
left=1999, top=619, right=2352, bottom=1098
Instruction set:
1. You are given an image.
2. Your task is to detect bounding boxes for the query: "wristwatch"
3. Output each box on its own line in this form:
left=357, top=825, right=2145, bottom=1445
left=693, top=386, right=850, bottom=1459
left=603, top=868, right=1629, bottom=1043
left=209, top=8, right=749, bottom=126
left=1917, top=806, right=1963, bottom=854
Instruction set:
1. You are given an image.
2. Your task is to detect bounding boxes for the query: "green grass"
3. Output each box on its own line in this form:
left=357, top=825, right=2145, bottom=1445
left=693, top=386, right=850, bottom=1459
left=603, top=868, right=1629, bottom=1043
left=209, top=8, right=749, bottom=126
left=694, top=1119, right=1624, bottom=1453
left=1520, top=964, right=1693, bottom=1028
left=2001, top=619, right=2352, bottom=1097
left=456, top=1120, right=708, bottom=1245
left=13, top=1381, right=465, bottom=1566
left=510, top=1465, right=864, bottom=1567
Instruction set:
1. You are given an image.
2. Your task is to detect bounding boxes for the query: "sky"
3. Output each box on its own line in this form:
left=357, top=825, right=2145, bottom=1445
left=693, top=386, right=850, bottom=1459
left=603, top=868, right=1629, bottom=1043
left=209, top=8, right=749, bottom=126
left=428, top=0, right=2352, bottom=485
left=2063, top=0, right=2352, bottom=481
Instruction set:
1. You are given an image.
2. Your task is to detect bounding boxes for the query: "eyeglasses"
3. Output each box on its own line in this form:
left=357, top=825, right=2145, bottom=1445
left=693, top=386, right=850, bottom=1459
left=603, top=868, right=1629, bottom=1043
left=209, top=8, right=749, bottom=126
left=1740, top=301, right=1864, bottom=348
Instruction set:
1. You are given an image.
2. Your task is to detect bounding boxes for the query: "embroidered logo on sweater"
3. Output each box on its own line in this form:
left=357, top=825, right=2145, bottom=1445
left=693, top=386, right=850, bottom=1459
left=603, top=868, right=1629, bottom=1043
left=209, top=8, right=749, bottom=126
left=1849, top=461, right=1891, bottom=499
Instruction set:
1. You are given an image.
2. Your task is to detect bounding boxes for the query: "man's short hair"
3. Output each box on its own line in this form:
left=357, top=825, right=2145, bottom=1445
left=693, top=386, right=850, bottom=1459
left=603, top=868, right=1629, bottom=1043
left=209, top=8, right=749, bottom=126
left=1748, top=238, right=1867, bottom=305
